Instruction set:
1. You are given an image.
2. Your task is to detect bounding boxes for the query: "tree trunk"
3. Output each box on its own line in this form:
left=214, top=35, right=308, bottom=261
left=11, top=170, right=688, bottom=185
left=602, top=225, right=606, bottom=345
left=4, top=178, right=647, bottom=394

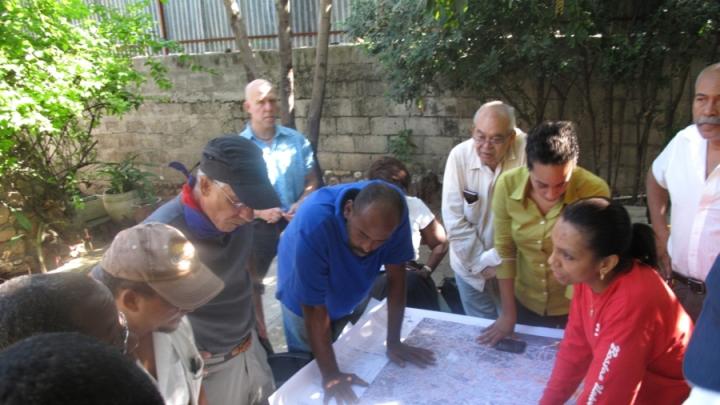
left=222, top=0, right=265, bottom=81
left=276, top=0, right=295, bottom=128
left=307, top=0, right=332, bottom=184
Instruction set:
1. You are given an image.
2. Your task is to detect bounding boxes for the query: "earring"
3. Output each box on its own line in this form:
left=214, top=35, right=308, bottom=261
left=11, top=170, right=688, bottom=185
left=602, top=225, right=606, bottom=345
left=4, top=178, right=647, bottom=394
left=600, top=272, right=606, bottom=281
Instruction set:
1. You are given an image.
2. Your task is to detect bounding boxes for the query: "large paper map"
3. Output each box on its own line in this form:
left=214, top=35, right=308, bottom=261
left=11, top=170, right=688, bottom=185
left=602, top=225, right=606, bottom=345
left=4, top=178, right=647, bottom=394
left=359, top=318, right=561, bottom=405
left=269, top=304, right=567, bottom=405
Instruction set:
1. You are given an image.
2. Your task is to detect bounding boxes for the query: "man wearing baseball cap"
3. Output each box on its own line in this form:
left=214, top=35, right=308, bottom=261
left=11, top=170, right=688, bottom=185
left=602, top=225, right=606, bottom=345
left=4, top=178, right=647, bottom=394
left=145, top=136, right=279, bottom=405
left=92, top=223, right=224, bottom=405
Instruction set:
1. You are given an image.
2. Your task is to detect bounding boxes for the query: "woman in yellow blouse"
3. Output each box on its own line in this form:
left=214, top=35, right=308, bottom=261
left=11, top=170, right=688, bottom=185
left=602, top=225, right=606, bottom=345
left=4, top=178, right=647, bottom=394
left=478, top=121, right=610, bottom=345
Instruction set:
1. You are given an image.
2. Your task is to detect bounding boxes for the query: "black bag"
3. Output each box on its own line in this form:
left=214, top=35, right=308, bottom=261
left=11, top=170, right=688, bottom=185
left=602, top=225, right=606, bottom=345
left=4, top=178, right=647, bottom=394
left=439, top=277, right=466, bottom=315
left=370, top=270, right=441, bottom=311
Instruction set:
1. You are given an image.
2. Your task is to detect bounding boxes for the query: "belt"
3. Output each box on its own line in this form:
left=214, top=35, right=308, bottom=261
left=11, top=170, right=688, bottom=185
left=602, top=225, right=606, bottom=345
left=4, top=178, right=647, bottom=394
left=671, top=271, right=707, bottom=295
left=200, top=334, right=252, bottom=366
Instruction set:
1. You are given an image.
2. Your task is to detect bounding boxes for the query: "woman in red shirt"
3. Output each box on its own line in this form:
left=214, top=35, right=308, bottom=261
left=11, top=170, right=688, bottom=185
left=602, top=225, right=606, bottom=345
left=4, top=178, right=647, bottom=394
left=540, top=197, right=692, bottom=405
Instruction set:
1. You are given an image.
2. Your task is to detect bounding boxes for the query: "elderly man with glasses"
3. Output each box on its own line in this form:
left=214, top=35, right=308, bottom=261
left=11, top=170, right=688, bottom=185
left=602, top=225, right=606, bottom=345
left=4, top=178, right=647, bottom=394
left=441, top=101, right=527, bottom=319
left=146, top=136, right=280, bottom=405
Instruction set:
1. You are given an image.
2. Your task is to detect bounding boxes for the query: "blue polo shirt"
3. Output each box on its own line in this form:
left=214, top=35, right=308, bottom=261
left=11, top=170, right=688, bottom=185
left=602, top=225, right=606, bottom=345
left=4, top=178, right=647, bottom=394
left=276, top=180, right=414, bottom=320
left=240, top=124, right=315, bottom=211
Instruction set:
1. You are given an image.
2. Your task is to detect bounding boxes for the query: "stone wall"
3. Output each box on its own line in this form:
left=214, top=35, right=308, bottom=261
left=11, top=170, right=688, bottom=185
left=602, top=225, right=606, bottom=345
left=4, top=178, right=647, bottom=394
left=92, top=45, right=694, bottom=196
left=94, top=46, right=483, bottom=187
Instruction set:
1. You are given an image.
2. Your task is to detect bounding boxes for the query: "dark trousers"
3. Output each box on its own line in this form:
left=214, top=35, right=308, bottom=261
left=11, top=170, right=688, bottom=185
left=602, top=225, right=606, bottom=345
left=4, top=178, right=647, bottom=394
left=250, top=220, right=286, bottom=280
left=515, top=300, right=568, bottom=329
left=370, top=270, right=441, bottom=311
left=671, top=282, right=705, bottom=322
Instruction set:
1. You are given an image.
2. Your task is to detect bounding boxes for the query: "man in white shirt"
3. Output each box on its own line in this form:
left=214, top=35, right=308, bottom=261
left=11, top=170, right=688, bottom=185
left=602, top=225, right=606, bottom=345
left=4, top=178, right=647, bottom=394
left=647, top=62, right=720, bottom=320
left=93, top=223, right=225, bottom=405
left=441, top=101, right=526, bottom=319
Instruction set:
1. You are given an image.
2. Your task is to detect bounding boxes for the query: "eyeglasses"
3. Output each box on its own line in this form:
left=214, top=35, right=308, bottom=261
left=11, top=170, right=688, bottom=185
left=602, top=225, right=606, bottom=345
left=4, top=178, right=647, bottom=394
left=214, top=181, right=248, bottom=211
left=472, top=134, right=507, bottom=146
left=118, top=311, right=130, bottom=354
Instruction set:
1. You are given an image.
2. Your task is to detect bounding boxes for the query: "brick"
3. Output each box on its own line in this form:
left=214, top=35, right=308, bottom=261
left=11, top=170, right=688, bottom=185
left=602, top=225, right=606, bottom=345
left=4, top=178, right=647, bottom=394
left=316, top=152, right=340, bottom=169
left=352, top=135, right=387, bottom=154
left=322, top=98, right=353, bottom=117
left=295, top=118, right=307, bottom=134
left=387, top=102, right=413, bottom=117
left=370, top=117, right=405, bottom=135
left=326, top=81, right=357, bottom=98
left=293, top=99, right=310, bottom=118
left=405, top=117, right=440, bottom=136
left=440, top=118, right=461, bottom=137
left=319, top=117, right=337, bottom=135
left=320, top=135, right=354, bottom=153
left=336, top=153, right=376, bottom=172
left=426, top=97, right=459, bottom=117
left=352, top=97, right=388, bottom=117
left=0, top=228, right=15, bottom=243
left=356, top=81, right=386, bottom=97
left=337, top=117, right=370, bottom=135
left=424, top=136, right=454, bottom=156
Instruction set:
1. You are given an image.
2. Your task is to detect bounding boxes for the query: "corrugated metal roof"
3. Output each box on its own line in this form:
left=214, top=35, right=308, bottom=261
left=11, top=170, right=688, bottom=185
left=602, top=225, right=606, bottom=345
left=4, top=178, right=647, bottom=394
left=89, top=0, right=352, bottom=54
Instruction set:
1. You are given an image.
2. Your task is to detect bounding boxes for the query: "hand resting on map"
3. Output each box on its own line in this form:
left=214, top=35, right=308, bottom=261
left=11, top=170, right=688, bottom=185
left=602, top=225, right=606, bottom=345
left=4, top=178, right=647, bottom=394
left=477, top=312, right=515, bottom=346
left=323, top=372, right=368, bottom=405
left=386, top=341, right=436, bottom=368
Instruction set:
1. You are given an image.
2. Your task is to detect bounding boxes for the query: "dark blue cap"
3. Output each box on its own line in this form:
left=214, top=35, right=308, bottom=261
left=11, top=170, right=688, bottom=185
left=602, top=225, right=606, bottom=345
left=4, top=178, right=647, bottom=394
left=200, top=136, right=279, bottom=209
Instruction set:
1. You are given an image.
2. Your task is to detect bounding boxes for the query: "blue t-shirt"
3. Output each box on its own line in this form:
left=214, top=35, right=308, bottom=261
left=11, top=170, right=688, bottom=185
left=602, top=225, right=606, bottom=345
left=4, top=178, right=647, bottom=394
left=240, top=124, right=315, bottom=211
left=276, top=180, right=414, bottom=320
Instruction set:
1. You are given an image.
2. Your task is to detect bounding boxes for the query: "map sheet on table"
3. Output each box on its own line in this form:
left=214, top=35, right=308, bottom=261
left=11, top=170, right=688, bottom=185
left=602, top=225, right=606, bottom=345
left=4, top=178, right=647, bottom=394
left=358, top=317, right=561, bottom=405
left=268, top=302, right=567, bottom=405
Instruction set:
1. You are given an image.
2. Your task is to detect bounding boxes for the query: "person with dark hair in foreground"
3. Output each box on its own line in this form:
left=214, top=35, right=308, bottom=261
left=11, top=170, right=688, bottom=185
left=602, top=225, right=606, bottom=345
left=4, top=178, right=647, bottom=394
left=539, top=198, right=692, bottom=405
left=479, top=121, right=610, bottom=345
left=276, top=181, right=436, bottom=404
left=367, top=156, right=448, bottom=310
left=0, top=332, right=163, bottom=405
left=0, top=272, right=126, bottom=352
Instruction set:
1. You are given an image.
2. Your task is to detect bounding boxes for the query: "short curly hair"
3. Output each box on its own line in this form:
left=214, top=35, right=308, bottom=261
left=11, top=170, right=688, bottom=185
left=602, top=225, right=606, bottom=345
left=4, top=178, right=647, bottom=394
left=0, top=273, right=115, bottom=350
left=525, top=121, right=579, bottom=170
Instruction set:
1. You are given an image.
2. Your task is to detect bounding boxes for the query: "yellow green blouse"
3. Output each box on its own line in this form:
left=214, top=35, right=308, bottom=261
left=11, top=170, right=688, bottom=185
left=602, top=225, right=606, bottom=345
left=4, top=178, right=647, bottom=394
left=492, top=166, right=610, bottom=316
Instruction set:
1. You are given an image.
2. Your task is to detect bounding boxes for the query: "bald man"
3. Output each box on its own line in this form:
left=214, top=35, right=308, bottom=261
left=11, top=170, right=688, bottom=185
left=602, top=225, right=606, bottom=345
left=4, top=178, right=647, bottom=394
left=647, top=63, right=720, bottom=320
left=441, top=101, right=527, bottom=319
left=239, top=79, right=319, bottom=349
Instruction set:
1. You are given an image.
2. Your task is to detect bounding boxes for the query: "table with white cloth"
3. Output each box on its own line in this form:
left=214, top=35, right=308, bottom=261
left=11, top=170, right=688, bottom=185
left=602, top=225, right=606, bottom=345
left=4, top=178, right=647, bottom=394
left=270, top=300, right=565, bottom=405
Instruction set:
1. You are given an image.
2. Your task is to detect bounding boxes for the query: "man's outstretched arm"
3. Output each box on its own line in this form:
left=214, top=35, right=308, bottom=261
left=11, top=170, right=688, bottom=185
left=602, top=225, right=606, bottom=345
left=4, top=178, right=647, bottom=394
left=302, top=304, right=368, bottom=405
left=385, top=264, right=437, bottom=367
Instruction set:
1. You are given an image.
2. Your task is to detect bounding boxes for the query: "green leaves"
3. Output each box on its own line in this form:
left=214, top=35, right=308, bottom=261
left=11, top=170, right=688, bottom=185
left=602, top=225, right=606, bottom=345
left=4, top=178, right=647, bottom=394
left=346, top=0, right=720, bottom=125
left=0, top=0, right=177, bottom=239
left=98, top=154, right=158, bottom=200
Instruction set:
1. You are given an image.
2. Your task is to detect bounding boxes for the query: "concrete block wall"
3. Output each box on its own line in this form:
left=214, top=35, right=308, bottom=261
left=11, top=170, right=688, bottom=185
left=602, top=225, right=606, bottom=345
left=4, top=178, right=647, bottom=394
left=93, top=46, right=482, bottom=188
left=92, top=45, right=689, bottom=196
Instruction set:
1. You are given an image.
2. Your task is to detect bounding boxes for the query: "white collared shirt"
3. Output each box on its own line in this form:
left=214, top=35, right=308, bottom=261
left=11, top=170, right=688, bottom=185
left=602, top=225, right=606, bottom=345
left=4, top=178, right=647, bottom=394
left=441, top=131, right=526, bottom=291
left=652, top=124, right=720, bottom=281
left=143, top=317, right=204, bottom=405
left=406, top=196, right=435, bottom=261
